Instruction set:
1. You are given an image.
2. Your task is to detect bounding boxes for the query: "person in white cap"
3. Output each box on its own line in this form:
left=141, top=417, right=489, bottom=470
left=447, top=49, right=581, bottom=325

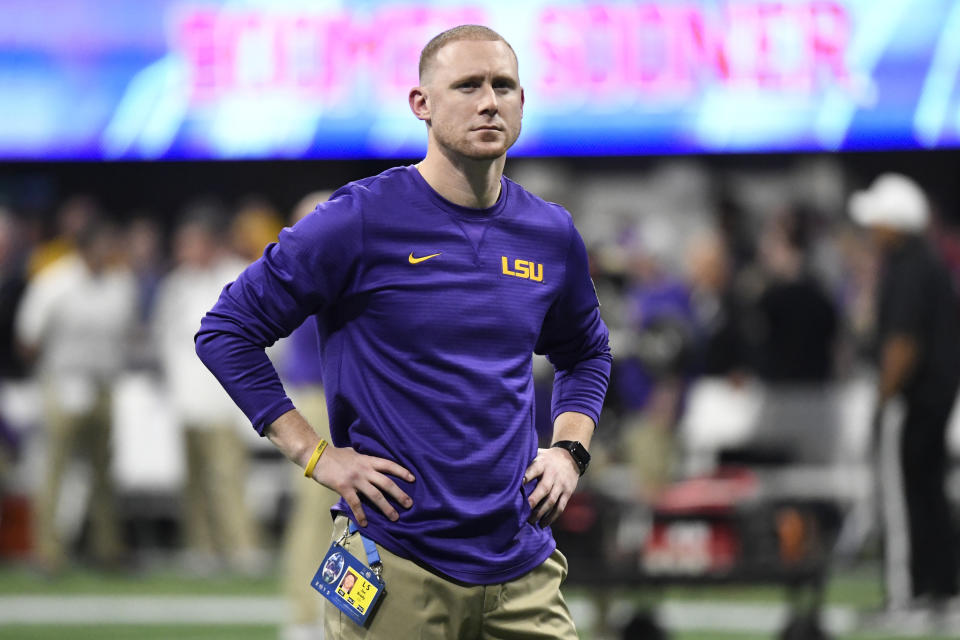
left=849, top=173, right=960, bottom=613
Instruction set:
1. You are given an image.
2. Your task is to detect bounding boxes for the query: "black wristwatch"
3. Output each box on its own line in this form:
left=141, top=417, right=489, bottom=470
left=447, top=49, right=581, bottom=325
left=552, top=440, right=590, bottom=476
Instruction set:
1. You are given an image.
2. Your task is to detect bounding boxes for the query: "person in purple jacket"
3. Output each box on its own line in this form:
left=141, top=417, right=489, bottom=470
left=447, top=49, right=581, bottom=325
left=196, top=24, right=611, bottom=639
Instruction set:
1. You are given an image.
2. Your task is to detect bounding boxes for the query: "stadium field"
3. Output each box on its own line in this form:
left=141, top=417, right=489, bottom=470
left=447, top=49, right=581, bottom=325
left=0, top=564, right=956, bottom=639
left=0, top=626, right=957, bottom=640
left=0, top=564, right=882, bottom=601
left=0, top=626, right=276, bottom=640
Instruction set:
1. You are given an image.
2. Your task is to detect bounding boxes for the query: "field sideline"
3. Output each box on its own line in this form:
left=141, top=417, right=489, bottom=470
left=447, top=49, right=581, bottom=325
left=0, top=563, right=957, bottom=639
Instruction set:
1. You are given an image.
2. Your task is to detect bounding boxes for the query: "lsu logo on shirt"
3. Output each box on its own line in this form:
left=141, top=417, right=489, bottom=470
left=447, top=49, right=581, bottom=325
left=501, top=256, right=544, bottom=283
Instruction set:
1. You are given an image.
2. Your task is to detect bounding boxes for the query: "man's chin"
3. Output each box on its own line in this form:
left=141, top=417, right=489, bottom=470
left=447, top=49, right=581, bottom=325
left=459, top=142, right=510, bottom=161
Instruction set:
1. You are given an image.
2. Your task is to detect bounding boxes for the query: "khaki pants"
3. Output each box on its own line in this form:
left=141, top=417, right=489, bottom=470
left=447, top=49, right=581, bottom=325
left=282, top=387, right=337, bottom=626
left=324, top=516, right=578, bottom=640
left=35, top=383, right=122, bottom=570
left=182, top=424, right=260, bottom=565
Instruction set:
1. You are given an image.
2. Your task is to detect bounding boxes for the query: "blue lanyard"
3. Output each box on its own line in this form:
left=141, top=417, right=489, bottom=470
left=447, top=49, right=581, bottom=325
left=347, top=520, right=382, bottom=568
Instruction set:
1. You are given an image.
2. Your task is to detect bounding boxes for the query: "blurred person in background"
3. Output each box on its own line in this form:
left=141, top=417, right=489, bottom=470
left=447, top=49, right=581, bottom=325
left=197, top=24, right=610, bottom=639
left=152, top=202, right=262, bottom=574
left=617, top=242, right=696, bottom=500
left=125, top=214, right=166, bottom=324
left=26, top=195, right=99, bottom=279
left=685, top=229, right=751, bottom=382
left=849, top=173, right=960, bottom=613
left=125, top=214, right=167, bottom=370
left=679, top=229, right=755, bottom=474
left=15, top=217, right=137, bottom=573
left=834, top=225, right=881, bottom=368
left=230, top=197, right=285, bottom=264
left=277, top=190, right=337, bottom=640
left=715, top=190, right=757, bottom=274
left=754, top=208, right=838, bottom=385
left=0, top=209, right=28, bottom=379
left=0, top=208, right=28, bottom=480
left=748, top=208, right=839, bottom=464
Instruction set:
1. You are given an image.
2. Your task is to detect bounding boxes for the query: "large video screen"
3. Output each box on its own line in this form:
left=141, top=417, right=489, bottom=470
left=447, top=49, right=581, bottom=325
left=1, top=0, right=959, bottom=160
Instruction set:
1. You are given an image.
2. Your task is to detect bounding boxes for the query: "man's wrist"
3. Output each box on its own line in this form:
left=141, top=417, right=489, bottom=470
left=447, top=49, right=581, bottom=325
left=303, top=439, right=329, bottom=478
left=551, top=440, right=590, bottom=476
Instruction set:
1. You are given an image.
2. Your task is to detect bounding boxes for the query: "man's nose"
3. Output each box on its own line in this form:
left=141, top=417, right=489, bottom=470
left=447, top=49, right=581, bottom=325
left=477, top=84, right=498, bottom=115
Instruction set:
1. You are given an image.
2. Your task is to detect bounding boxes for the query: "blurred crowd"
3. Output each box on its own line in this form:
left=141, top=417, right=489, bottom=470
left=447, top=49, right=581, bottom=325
left=0, top=156, right=959, bottom=593
left=0, top=192, right=294, bottom=573
left=509, top=159, right=960, bottom=494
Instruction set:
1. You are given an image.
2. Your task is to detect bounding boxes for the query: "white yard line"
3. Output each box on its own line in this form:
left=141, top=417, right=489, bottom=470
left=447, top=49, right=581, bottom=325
left=659, top=601, right=858, bottom=634
left=0, top=595, right=284, bottom=624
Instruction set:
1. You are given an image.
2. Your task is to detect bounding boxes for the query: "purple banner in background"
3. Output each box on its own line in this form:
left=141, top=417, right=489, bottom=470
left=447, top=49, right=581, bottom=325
left=1, top=0, right=959, bottom=159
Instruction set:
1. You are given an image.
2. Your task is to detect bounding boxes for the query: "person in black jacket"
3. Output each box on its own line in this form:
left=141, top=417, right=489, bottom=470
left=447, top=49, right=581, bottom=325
left=749, top=209, right=839, bottom=465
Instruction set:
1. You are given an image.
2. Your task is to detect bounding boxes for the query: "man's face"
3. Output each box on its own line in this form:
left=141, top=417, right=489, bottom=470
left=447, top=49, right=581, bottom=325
left=80, top=229, right=119, bottom=274
left=175, top=224, right=216, bottom=267
left=868, top=224, right=902, bottom=252
left=418, top=39, right=523, bottom=160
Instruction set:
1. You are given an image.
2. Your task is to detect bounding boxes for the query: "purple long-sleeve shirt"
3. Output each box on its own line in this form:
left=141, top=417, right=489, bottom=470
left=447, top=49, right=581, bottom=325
left=196, top=166, right=611, bottom=584
left=279, top=321, right=324, bottom=388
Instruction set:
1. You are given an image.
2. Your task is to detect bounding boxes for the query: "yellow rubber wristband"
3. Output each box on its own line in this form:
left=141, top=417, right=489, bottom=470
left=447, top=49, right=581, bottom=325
left=303, top=439, right=328, bottom=478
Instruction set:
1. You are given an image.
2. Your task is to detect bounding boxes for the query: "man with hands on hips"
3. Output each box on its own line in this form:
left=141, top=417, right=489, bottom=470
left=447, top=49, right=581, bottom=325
left=196, top=24, right=610, bottom=639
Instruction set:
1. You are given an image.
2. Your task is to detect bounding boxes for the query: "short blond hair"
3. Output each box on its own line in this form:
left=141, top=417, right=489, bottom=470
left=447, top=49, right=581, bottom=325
left=418, top=25, right=517, bottom=82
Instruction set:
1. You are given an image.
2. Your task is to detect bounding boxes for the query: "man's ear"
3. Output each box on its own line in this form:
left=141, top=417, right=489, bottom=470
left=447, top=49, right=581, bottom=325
left=409, top=87, right=430, bottom=122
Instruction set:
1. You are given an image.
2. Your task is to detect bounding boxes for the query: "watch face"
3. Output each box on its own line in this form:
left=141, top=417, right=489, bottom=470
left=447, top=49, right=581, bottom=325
left=555, top=440, right=589, bottom=475
left=572, top=442, right=590, bottom=467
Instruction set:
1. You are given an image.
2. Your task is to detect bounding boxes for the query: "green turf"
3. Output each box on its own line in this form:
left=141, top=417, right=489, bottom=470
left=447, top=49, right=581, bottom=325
left=0, top=563, right=943, bottom=640
left=0, top=625, right=277, bottom=640
left=0, top=561, right=886, bottom=605
left=1, top=627, right=956, bottom=640
left=564, top=565, right=886, bottom=609
left=656, top=569, right=885, bottom=608
left=0, top=565, right=279, bottom=596
left=672, top=635, right=958, bottom=640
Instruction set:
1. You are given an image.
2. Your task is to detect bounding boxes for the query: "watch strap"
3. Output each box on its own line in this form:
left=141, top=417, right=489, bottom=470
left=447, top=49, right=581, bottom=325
left=552, top=440, right=590, bottom=476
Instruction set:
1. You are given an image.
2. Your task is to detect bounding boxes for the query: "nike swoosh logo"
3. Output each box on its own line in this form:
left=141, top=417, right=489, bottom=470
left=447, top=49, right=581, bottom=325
left=408, top=252, right=441, bottom=264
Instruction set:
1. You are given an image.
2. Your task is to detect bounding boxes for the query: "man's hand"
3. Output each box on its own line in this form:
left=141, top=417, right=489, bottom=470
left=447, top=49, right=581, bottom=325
left=523, top=446, right=580, bottom=528
left=309, top=444, right=415, bottom=527
left=266, top=409, right=414, bottom=528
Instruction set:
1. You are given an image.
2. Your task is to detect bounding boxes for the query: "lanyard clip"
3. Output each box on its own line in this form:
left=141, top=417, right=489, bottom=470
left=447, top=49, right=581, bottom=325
left=347, top=520, right=384, bottom=582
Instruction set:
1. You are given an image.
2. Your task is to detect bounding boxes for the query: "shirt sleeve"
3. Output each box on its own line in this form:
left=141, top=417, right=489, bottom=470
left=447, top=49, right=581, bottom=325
left=534, top=216, right=613, bottom=428
left=195, top=193, right=363, bottom=434
left=15, top=265, right=66, bottom=349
